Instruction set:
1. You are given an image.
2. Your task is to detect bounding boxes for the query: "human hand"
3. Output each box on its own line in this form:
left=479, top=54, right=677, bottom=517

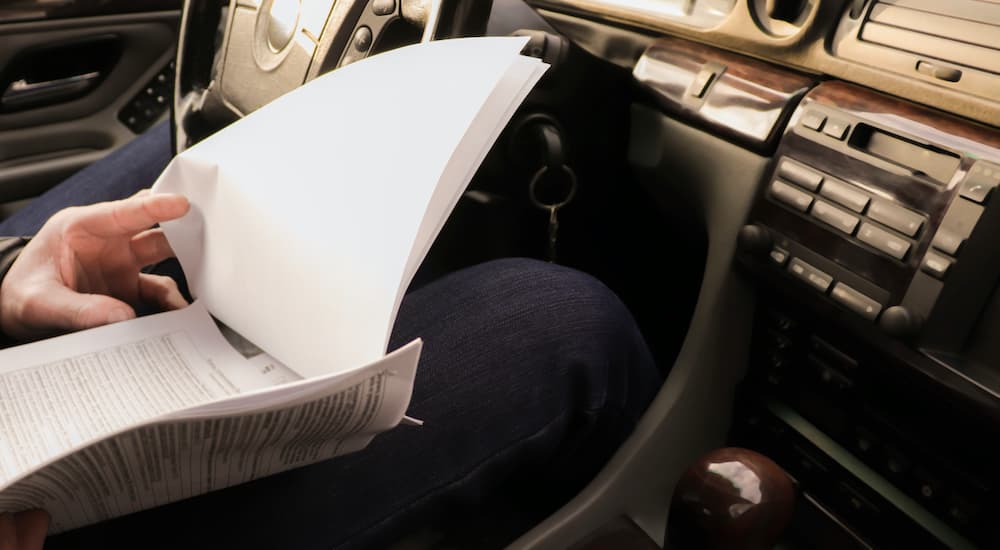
left=0, top=511, right=48, bottom=550
left=0, top=191, right=190, bottom=340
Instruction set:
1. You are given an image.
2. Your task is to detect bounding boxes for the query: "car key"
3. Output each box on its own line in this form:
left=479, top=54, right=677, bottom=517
left=529, top=164, right=577, bottom=263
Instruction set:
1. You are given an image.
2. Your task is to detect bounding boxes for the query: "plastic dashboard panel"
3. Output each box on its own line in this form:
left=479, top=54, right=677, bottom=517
left=527, top=0, right=1000, bottom=130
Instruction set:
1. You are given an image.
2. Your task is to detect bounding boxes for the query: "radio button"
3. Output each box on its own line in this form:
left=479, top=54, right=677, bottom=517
left=778, top=159, right=823, bottom=191
left=867, top=200, right=924, bottom=237
left=788, top=258, right=833, bottom=293
left=823, top=118, right=851, bottom=140
left=800, top=110, right=826, bottom=131
left=858, top=223, right=911, bottom=260
left=921, top=251, right=953, bottom=280
left=812, top=200, right=860, bottom=235
left=771, top=180, right=813, bottom=212
left=959, top=161, right=1000, bottom=204
left=831, top=283, right=883, bottom=321
left=769, top=247, right=789, bottom=267
left=820, top=179, right=869, bottom=213
left=931, top=229, right=964, bottom=256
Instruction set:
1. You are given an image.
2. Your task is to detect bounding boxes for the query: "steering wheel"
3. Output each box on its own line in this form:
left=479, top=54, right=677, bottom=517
left=171, top=0, right=493, bottom=154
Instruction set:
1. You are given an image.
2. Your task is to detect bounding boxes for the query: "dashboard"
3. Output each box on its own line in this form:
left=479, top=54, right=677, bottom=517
left=516, top=1, right=999, bottom=548
left=529, top=0, right=1000, bottom=127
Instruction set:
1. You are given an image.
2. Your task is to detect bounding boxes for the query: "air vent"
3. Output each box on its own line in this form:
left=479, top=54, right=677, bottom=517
left=750, top=0, right=815, bottom=36
left=831, top=0, right=1000, bottom=102
left=859, top=0, right=1000, bottom=78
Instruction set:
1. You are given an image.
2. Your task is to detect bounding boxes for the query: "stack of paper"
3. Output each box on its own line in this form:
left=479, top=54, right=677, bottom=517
left=0, top=37, right=546, bottom=533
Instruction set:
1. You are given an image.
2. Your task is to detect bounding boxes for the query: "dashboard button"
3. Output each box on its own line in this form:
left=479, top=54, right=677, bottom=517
left=771, top=180, right=813, bottom=212
left=858, top=223, right=911, bottom=260
left=800, top=110, right=826, bottom=131
left=931, top=229, right=964, bottom=255
left=769, top=247, right=789, bottom=266
left=353, top=26, right=373, bottom=52
left=690, top=67, right=717, bottom=98
left=959, top=161, right=1000, bottom=203
left=867, top=200, right=924, bottom=237
left=820, top=179, right=869, bottom=213
left=788, top=258, right=833, bottom=293
left=812, top=200, right=859, bottom=235
left=831, top=283, right=882, bottom=321
left=921, top=251, right=953, bottom=279
left=823, top=118, right=851, bottom=140
left=372, top=0, right=396, bottom=15
left=778, top=159, right=823, bottom=191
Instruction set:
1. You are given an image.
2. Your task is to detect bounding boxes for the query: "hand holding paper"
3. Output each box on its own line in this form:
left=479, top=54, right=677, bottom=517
left=0, top=36, right=547, bottom=533
left=0, top=192, right=189, bottom=340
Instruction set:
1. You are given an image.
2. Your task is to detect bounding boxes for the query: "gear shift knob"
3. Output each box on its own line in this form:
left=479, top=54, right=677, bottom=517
left=667, top=447, right=795, bottom=550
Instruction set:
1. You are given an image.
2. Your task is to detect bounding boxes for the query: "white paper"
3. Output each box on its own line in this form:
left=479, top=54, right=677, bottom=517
left=153, top=37, right=547, bottom=378
left=0, top=36, right=548, bottom=531
left=0, top=301, right=422, bottom=532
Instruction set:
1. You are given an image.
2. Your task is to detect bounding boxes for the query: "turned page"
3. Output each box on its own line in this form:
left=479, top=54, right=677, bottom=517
left=153, top=37, right=547, bottom=379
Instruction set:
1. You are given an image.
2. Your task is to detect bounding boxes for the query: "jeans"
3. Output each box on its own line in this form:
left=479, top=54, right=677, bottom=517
left=1, top=123, right=661, bottom=549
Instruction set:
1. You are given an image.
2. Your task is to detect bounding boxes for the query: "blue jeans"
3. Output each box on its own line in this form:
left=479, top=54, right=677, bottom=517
left=1, top=123, right=661, bottom=549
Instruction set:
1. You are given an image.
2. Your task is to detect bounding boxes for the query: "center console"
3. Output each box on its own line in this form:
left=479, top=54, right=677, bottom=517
left=736, top=81, right=1000, bottom=548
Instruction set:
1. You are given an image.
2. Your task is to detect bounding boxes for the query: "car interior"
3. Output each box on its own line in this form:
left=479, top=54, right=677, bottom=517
left=1, top=0, right=998, bottom=548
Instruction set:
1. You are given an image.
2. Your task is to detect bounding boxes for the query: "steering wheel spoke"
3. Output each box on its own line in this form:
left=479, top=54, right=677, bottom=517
left=173, top=0, right=491, bottom=153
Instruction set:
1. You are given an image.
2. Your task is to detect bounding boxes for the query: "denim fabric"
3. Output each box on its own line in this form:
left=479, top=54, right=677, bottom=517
left=8, top=125, right=662, bottom=549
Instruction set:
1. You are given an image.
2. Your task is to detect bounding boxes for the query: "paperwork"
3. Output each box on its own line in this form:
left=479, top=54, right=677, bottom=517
left=0, top=37, right=547, bottom=532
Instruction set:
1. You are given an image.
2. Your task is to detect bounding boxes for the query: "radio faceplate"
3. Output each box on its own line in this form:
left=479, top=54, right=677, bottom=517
left=742, top=82, right=1000, bottom=349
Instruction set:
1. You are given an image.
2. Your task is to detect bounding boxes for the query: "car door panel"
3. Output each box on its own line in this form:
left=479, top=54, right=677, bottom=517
left=0, top=8, right=180, bottom=204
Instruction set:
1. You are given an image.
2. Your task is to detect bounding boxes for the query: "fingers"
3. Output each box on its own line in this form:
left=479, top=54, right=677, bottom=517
left=0, top=511, right=47, bottom=550
left=139, top=273, right=188, bottom=311
left=5, top=284, right=136, bottom=340
left=131, top=228, right=176, bottom=267
left=15, top=511, right=47, bottom=550
left=0, top=513, right=14, bottom=550
left=76, top=192, right=189, bottom=238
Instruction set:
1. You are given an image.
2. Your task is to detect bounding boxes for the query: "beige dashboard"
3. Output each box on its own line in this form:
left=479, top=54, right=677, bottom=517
left=527, top=0, right=1000, bottom=129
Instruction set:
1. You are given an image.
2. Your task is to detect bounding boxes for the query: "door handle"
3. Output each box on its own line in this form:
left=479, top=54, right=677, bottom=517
left=1, top=71, right=102, bottom=110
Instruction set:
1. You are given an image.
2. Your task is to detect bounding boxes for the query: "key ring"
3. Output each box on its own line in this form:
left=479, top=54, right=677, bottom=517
left=529, top=164, right=577, bottom=211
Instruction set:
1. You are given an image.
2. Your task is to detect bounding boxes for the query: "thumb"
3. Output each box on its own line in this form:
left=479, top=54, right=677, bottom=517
left=24, top=284, right=136, bottom=336
left=14, top=510, right=48, bottom=550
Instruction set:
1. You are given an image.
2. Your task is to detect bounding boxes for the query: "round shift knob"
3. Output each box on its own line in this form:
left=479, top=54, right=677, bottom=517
left=668, top=447, right=795, bottom=550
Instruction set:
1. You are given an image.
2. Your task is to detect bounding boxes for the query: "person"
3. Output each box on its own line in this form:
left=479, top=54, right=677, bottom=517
left=0, top=122, right=661, bottom=549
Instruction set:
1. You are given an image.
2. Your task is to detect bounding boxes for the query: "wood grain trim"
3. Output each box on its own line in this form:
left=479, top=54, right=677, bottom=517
left=634, top=36, right=815, bottom=153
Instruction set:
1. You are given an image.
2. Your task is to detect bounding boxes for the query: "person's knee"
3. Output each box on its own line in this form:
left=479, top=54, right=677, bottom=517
left=457, top=258, right=660, bottom=414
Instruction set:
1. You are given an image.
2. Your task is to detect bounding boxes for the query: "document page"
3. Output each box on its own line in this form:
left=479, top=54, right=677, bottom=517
left=0, top=302, right=422, bottom=532
left=0, top=303, right=281, bottom=490
left=153, top=37, right=547, bottom=379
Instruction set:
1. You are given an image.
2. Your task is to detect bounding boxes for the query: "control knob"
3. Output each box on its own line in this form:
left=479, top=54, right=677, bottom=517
left=879, top=305, right=922, bottom=337
left=738, top=224, right=774, bottom=256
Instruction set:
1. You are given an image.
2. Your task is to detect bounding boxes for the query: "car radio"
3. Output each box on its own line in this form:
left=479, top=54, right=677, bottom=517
left=739, top=81, right=1000, bottom=356
left=734, top=82, right=1000, bottom=548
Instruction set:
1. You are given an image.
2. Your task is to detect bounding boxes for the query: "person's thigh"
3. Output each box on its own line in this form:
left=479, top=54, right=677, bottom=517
left=45, top=258, right=661, bottom=550
left=0, top=122, right=171, bottom=236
